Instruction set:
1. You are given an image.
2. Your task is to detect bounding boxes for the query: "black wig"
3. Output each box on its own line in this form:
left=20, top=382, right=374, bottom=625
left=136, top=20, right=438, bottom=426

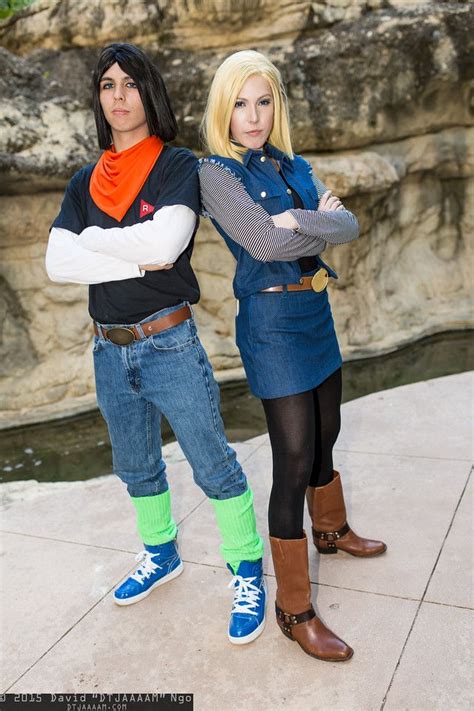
left=92, top=43, right=178, bottom=149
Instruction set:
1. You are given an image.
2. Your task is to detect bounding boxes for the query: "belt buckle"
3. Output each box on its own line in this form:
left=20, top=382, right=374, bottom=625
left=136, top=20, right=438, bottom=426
left=106, top=327, right=135, bottom=346
left=311, top=268, right=329, bottom=293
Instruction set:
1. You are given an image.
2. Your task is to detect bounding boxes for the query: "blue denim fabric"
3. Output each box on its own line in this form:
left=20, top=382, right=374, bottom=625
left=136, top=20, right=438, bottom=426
left=93, top=302, right=248, bottom=499
left=236, top=288, right=342, bottom=399
left=199, top=143, right=337, bottom=299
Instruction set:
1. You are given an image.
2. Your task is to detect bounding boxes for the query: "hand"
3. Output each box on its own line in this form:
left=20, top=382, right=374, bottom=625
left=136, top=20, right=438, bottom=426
left=139, top=263, right=174, bottom=271
left=272, top=211, right=299, bottom=229
left=317, top=190, right=344, bottom=212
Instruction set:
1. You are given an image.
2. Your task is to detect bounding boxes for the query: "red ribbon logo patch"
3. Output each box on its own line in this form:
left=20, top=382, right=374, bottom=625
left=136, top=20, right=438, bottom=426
left=140, top=200, right=155, bottom=218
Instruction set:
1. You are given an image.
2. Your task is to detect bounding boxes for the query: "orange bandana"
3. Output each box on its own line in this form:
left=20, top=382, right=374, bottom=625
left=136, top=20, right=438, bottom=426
left=90, top=135, right=164, bottom=221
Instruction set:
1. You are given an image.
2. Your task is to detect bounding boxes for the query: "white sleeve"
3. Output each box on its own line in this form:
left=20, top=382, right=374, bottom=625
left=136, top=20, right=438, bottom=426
left=45, top=227, right=143, bottom=284
left=76, top=204, right=197, bottom=265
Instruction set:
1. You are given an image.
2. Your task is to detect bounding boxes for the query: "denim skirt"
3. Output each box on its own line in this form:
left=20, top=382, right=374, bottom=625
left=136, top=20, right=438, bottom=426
left=236, top=287, right=342, bottom=399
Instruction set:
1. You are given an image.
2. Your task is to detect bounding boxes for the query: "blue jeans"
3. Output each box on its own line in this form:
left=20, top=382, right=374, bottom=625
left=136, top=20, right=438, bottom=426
left=93, top=303, right=248, bottom=500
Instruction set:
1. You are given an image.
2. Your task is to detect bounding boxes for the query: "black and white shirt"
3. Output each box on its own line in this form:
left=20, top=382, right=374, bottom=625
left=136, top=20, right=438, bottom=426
left=46, top=146, right=201, bottom=324
left=199, top=161, right=359, bottom=263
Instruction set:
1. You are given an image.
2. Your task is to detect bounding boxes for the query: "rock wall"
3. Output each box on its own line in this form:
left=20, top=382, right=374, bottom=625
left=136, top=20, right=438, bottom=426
left=0, top=1, right=472, bottom=427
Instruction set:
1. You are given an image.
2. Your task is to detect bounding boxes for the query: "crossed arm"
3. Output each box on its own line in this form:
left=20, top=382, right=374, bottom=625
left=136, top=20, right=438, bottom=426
left=198, top=162, right=359, bottom=263
left=45, top=204, right=196, bottom=284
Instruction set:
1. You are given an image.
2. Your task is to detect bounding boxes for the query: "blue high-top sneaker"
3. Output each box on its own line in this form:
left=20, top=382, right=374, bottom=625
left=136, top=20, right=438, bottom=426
left=227, top=559, right=267, bottom=645
left=114, top=539, right=183, bottom=606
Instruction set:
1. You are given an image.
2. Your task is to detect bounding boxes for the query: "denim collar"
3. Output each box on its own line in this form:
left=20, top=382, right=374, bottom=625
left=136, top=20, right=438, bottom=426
left=242, top=143, right=291, bottom=168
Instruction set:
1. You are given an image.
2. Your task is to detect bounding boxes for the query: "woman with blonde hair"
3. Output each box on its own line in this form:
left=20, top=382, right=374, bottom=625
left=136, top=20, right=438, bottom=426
left=199, top=50, right=386, bottom=661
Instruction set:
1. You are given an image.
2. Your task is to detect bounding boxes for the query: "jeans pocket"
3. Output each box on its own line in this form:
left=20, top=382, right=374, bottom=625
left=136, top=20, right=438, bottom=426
left=149, top=319, right=196, bottom=352
left=248, top=292, right=285, bottom=343
left=92, top=336, right=104, bottom=353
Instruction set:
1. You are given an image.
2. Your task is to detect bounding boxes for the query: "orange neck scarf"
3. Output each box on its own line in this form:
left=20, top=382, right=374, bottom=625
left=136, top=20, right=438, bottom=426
left=90, top=135, right=164, bottom=221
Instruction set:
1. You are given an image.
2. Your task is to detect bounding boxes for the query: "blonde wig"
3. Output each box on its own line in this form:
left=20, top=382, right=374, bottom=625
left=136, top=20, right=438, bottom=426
left=201, top=50, right=294, bottom=162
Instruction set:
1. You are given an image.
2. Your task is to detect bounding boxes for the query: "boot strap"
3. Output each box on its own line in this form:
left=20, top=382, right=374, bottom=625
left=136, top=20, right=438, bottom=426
left=275, top=604, right=316, bottom=634
left=312, top=522, right=350, bottom=543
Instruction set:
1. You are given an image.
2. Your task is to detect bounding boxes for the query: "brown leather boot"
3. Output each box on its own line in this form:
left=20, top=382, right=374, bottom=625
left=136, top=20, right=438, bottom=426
left=306, top=471, right=387, bottom=557
left=269, top=533, right=353, bottom=661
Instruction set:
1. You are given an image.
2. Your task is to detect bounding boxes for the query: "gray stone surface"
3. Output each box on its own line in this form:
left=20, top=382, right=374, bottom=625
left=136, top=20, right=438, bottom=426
left=337, top=373, right=473, bottom=461
left=0, top=1, right=472, bottom=428
left=1, top=373, right=472, bottom=709
left=425, top=475, right=473, bottom=609
left=6, top=568, right=418, bottom=710
left=384, top=602, right=473, bottom=711
left=0, top=531, right=131, bottom=690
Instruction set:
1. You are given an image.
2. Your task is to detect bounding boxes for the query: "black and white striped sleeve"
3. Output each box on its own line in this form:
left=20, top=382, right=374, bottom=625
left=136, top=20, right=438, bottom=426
left=199, top=162, right=326, bottom=262
left=287, top=172, right=360, bottom=245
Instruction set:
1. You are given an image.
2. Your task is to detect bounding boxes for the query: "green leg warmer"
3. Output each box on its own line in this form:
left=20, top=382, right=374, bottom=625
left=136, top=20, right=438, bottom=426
left=211, top=487, right=264, bottom=573
left=131, top=489, right=177, bottom=546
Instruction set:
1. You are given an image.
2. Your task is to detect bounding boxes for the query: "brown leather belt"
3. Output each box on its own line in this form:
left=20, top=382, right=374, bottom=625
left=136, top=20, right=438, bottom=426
left=261, top=269, right=329, bottom=294
left=93, top=305, right=192, bottom=346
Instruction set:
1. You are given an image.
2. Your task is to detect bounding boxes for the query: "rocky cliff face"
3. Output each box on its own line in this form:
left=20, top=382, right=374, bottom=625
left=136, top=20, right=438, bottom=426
left=0, top=0, right=472, bottom=427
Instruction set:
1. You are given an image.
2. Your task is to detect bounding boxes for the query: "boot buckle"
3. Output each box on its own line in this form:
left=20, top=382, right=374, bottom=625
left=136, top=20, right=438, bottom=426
left=278, top=610, right=297, bottom=625
left=276, top=604, right=316, bottom=628
left=313, top=522, right=351, bottom=541
left=315, top=530, right=339, bottom=541
left=276, top=607, right=298, bottom=626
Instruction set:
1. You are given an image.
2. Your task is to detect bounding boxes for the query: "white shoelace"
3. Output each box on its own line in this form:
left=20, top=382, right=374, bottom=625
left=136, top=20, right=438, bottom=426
left=228, top=575, right=262, bottom=616
left=130, top=550, right=162, bottom=586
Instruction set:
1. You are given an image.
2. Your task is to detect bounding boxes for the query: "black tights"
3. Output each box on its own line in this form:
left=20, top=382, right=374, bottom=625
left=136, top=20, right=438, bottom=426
left=262, top=368, right=342, bottom=540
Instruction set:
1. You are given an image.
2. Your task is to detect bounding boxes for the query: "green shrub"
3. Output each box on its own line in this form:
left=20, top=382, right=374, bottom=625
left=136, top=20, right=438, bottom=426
left=0, top=0, right=36, bottom=20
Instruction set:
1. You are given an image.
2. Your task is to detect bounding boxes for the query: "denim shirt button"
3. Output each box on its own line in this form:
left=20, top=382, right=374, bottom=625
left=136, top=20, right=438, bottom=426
left=260, top=155, right=266, bottom=162
left=286, top=188, right=292, bottom=194
left=260, top=191, right=267, bottom=197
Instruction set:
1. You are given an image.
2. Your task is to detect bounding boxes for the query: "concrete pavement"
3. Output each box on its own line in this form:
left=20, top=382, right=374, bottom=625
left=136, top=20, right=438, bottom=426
left=1, top=372, right=472, bottom=710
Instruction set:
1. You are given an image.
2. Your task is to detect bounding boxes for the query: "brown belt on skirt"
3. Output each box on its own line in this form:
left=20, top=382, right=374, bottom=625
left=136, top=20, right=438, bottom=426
left=260, top=269, right=329, bottom=294
left=93, top=305, right=192, bottom=346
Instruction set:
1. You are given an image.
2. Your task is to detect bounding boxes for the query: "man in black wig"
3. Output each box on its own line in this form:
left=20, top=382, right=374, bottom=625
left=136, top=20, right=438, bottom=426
left=46, top=43, right=266, bottom=646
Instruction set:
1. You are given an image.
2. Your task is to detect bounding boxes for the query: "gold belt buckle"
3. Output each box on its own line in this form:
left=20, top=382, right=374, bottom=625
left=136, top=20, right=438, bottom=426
left=106, top=327, right=135, bottom=346
left=311, top=268, right=329, bottom=293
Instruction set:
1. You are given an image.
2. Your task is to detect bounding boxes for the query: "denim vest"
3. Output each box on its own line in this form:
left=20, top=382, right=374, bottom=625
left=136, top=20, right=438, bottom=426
left=199, top=143, right=336, bottom=299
